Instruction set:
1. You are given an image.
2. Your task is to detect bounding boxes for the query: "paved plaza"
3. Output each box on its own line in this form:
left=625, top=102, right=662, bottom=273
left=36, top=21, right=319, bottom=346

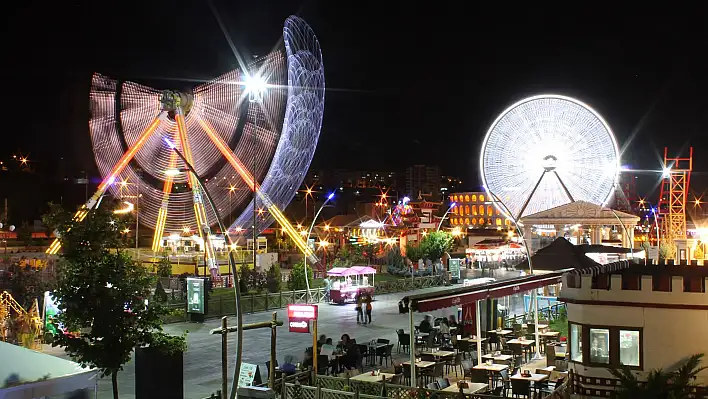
left=43, top=269, right=524, bottom=398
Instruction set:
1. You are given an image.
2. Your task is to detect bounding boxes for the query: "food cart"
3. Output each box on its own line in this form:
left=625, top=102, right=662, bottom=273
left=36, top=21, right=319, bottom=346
left=327, top=266, right=376, bottom=304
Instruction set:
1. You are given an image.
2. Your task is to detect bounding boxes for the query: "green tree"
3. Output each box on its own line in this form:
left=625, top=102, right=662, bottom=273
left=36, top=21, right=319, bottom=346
left=288, top=261, right=312, bottom=291
left=266, top=263, right=282, bottom=293
left=385, top=246, right=406, bottom=270
left=46, top=203, right=165, bottom=399
left=609, top=353, right=706, bottom=399
left=405, top=242, right=424, bottom=263
left=694, top=243, right=705, bottom=260
left=8, top=262, right=52, bottom=308
left=419, top=231, right=454, bottom=262
left=155, top=253, right=172, bottom=278
left=16, top=222, right=32, bottom=246
left=659, top=240, right=676, bottom=260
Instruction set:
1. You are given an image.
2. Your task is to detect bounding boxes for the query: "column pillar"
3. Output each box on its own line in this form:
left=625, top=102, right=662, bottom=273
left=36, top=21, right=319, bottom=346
left=591, top=225, right=603, bottom=245
left=523, top=225, right=533, bottom=253
left=628, top=224, right=635, bottom=250
left=554, top=224, right=565, bottom=238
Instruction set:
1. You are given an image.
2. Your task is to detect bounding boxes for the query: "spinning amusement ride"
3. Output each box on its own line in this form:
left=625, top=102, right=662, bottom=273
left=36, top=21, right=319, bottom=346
left=47, top=16, right=325, bottom=274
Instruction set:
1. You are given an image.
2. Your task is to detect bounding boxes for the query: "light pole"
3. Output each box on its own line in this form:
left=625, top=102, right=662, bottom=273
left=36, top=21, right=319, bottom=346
left=487, top=190, right=542, bottom=360
left=436, top=201, right=457, bottom=232
left=304, top=192, right=335, bottom=302
left=163, top=140, right=244, bottom=399
left=247, top=72, right=267, bottom=284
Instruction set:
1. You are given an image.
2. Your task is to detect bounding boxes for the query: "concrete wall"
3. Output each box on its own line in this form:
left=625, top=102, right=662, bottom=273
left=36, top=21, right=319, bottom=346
left=562, top=273, right=708, bottom=384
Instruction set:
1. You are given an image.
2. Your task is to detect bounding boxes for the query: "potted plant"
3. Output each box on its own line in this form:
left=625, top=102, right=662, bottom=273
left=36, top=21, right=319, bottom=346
left=135, top=332, right=187, bottom=399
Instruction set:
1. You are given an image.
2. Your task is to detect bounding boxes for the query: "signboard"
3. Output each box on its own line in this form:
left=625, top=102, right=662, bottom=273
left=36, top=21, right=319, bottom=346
left=186, top=278, right=204, bottom=314
left=238, top=362, right=261, bottom=387
left=648, top=246, right=659, bottom=260
left=449, top=258, right=462, bottom=280
left=288, top=304, right=318, bottom=333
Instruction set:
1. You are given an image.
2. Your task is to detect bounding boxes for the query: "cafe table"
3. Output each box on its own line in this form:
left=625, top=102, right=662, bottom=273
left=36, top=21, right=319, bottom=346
left=507, top=338, right=535, bottom=346
left=481, top=353, right=514, bottom=363
left=511, top=372, right=549, bottom=383
left=403, top=360, right=436, bottom=369
left=441, top=382, right=488, bottom=394
left=419, top=350, right=455, bottom=358
left=488, top=329, right=513, bottom=336
left=473, top=363, right=508, bottom=373
left=350, top=372, right=396, bottom=383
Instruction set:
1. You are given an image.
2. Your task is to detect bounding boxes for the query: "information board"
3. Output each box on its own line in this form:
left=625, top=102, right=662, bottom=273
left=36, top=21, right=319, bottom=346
left=448, top=258, right=462, bottom=280
left=238, top=362, right=260, bottom=387
left=186, top=278, right=204, bottom=314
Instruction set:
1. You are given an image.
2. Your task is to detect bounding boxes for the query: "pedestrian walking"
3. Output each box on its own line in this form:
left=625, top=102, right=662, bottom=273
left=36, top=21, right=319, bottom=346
left=364, top=294, right=373, bottom=324
left=355, top=293, right=364, bottom=324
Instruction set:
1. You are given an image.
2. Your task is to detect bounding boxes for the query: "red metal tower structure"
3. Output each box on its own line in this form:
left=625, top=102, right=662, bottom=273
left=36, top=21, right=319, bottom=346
left=657, top=147, right=693, bottom=243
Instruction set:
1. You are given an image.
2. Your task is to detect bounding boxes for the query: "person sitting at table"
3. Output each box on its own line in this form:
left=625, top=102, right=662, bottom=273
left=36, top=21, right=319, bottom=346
left=419, top=315, right=433, bottom=334
left=281, top=355, right=297, bottom=374
left=302, top=347, right=314, bottom=370
left=448, top=315, right=459, bottom=329
left=342, top=339, right=361, bottom=370
left=317, top=334, right=327, bottom=348
left=439, top=317, right=450, bottom=334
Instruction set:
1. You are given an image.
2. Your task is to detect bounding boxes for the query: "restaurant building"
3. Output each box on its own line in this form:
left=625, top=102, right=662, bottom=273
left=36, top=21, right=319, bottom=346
left=559, top=261, right=708, bottom=396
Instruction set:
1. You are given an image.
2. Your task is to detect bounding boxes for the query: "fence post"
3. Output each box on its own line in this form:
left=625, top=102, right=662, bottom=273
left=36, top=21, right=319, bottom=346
left=251, top=293, right=255, bottom=313
left=266, top=291, right=269, bottom=310
left=280, top=291, right=283, bottom=309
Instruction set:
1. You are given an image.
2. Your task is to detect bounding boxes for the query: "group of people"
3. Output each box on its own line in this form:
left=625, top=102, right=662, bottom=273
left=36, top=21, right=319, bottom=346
left=280, top=333, right=364, bottom=376
left=418, top=314, right=459, bottom=334
left=355, top=292, right=373, bottom=324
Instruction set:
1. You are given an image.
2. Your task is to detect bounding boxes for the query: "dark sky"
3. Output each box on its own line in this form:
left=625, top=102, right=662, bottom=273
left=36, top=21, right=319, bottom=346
left=5, top=1, right=708, bottom=196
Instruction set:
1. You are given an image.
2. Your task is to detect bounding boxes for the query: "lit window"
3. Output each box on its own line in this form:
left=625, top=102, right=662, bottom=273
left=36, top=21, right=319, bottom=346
left=473, top=206, right=477, bottom=216
left=506, top=219, right=511, bottom=226
left=478, top=218, right=484, bottom=225
left=451, top=218, right=456, bottom=225
left=453, top=195, right=458, bottom=202
left=496, top=208, right=501, bottom=216
left=465, top=218, right=470, bottom=225
left=589, top=328, right=610, bottom=364
left=619, top=330, right=640, bottom=367
left=496, top=218, right=501, bottom=226
left=479, top=205, right=485, bottom=215
left=479, top=195, right=484, bottom=202
left=471, top=195, right=477, bottom=202
left=487, top=205, right=493, bottom=216
left=453, top=206, right=458, bottom=214
left=472, top=219, right=476, bottom=225
left=570, top=324, right=583, bottom=362
left=465, top=195, right=470, bottom=202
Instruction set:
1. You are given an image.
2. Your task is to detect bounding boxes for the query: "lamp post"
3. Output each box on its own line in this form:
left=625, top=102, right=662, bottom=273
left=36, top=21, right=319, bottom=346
left=487, top=190, right=542, bottom=360
left=436, top=202, right=457, bottom=232
left=163, top=142, right=244, bottom=399
left=304, top=192, right=335, bottom=302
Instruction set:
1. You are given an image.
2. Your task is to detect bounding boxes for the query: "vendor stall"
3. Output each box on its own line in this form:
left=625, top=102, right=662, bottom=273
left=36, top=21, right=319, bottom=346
left=328, top=266, right=376, bottom=304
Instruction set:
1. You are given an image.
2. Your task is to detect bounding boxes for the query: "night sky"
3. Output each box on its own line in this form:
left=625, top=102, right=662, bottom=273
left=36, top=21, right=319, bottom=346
left=4, top=1, right=708, bottom=216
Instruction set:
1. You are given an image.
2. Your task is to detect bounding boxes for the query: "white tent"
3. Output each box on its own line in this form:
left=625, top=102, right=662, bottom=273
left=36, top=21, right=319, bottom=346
left=0, top=342, right=96, bottom=399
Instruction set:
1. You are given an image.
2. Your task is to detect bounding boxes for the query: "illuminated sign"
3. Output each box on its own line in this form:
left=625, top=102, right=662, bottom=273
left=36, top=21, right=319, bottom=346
left=288, top=304, right=317, bottom=333
left=287, top=304, right=318, bottom=320
left=186, top=278, right=205, bottom=314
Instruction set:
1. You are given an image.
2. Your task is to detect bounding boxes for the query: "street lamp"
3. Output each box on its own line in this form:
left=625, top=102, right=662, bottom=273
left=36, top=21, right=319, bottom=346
left=304, top=192, right=335, bottom=302
left=162, top=138, right=244, bottom=399
left=436, top=202, right=457, bottom=231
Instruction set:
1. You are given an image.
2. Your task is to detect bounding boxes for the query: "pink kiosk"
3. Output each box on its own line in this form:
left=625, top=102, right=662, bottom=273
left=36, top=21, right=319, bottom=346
left=327, top=266, right=376, bottom=304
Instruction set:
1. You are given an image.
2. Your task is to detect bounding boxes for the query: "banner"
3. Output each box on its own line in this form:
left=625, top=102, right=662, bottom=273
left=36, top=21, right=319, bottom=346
left=288, top=304, right=317, bottom=333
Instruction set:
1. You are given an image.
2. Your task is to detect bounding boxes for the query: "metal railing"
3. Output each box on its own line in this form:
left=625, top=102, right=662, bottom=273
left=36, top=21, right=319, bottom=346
left=505, top=302, right=567, bottom=327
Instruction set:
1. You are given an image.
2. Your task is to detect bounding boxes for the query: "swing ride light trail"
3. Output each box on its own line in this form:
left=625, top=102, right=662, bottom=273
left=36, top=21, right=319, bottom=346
left=197, top=118, right=315, bottom=260
left=151, top=130, right=179, bottom=252
left=47, top=116, right=163, bottom=255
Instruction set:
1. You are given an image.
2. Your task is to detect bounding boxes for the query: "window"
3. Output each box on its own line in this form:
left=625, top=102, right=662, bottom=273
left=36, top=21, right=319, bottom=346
left=589, top=328, right=610, bottom=364
left=463, top=205, right=469, bottom=215
left=487, top=206, right=493, bottom=216
left=471, top=195, right=477, bottom=202
left=570, top=323, right=583, bottom=362
left=619, top=330, right=640, bottom=367
left=465, top=218, right=470, bottom=225
left=479, top=195, right=484, bottom=202
left=479, top=205, right=485, bottom=215
left=473, top=207, right=477, bottom=215
left=496, top=218, right=502, bottom=226
left=465, top=195, right=470, bottom=202
left=479, top=218, right=484, bottom=225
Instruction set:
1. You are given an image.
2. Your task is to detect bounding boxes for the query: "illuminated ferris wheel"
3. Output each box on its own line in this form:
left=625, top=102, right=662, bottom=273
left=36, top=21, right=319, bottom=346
left=480, top=94, right=620, bottom=221
left=47, top=16, right=325, bottom=269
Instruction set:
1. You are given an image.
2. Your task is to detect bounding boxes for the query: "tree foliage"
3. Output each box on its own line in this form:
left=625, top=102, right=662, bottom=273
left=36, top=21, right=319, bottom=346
left=266, top=263, right=282, bottom=293
left=45, top=203, right=166, bottom=399
left=659, top=241, right=676, bottom=260
left=288, top=261, right=312, bottom=291
left=405, top=242, right=424, bottom=263
left=609, top=353, right=706, bottom=399
left=419, top=231, right=454, bottom=262
left=155, top=253, right=172, bottom=278
left=7, top=262, right=53, bottom=308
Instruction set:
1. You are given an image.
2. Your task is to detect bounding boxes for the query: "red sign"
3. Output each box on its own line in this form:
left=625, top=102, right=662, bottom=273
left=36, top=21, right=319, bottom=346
left=287, top=305, right=318, bottom=320
left=287, top=305, right=318, bottom=333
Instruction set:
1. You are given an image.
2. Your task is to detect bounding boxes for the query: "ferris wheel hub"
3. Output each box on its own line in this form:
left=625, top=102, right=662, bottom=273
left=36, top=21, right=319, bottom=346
left=542, top=155, right=558, bottom=172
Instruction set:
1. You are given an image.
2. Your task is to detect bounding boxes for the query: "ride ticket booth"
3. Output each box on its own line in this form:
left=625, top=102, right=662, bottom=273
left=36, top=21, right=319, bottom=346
left=327, top=266, right=376, bottom=304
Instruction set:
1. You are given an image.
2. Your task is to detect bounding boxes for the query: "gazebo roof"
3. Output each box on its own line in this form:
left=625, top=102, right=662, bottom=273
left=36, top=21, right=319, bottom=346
left=520, top=200, right=640, bottom=225
left=515, top=237, right=600, bottom=271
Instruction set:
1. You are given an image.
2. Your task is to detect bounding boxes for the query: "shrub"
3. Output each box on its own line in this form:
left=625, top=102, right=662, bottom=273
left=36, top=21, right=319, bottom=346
left=288, top=261, right=312, bottom=291
left=266, top=263, right=282, bottom=293
left=155, top=254, right=172, bottom=277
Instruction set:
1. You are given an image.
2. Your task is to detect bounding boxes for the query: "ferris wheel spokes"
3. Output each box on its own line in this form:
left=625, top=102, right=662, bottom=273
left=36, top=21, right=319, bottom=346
left=197, top=117, right=317, bottom=262
left=47, top=115, right=165, bottom=255
left=514, top=170, right=576, bottom=221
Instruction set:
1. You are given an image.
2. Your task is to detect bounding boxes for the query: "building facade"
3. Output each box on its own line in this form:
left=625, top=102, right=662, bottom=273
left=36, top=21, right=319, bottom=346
left=405, top=165, right=440, bottom=200
left=449, top=191, right=511, bottom=229
left=560, top=262, right=708, bottom=395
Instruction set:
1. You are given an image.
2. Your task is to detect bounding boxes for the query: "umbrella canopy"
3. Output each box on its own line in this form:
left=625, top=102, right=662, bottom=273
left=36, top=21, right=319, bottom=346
left=326, top=267, right=350, bottom=276
left=347, top=266, right=377, bottom=275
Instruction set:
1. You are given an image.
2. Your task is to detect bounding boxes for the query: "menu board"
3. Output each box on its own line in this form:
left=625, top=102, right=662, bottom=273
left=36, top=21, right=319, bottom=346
left=448, top=258, right=461, bottom=280
left=238, top=363, right=260, bottom=387
left=186, top=278, right=204, bottom=314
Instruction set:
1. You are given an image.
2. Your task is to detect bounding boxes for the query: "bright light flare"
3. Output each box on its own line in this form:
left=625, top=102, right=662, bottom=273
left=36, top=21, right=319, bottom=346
left=164, top=169, right=181, bottom=177
left=113, top=201, right=134, bottom=214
